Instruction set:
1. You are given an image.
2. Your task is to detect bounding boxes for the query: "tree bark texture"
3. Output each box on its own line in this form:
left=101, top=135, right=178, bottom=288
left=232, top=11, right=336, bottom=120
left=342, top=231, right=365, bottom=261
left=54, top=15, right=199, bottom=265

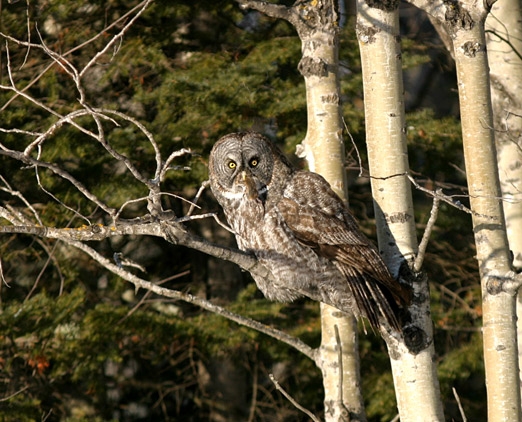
left=486, top=1, right=522, bottom=404
left=295, top=3, right=365, bottom=420
left=452, top=3, right=521, bottom=420
left=487, top=0, right=522, bottom=269
left=356, top=2, right=445, bottom=421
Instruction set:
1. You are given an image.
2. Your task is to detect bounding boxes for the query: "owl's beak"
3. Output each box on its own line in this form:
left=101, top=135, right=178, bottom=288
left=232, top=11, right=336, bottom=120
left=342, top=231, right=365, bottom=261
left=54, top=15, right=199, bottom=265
left=240, top=170, right=261, bottom=201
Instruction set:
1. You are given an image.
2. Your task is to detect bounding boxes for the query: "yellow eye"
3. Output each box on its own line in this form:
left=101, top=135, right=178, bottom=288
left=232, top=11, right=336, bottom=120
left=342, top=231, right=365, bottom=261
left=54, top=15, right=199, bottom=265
left=250, top=158, right=258, bottom=167
left=228, top=161, right=236, bottom=169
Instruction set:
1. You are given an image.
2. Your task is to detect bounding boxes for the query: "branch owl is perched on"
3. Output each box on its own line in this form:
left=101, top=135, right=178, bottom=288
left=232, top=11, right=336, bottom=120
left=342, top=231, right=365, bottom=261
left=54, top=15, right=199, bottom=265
left=208, top=132, right=411, bottom=332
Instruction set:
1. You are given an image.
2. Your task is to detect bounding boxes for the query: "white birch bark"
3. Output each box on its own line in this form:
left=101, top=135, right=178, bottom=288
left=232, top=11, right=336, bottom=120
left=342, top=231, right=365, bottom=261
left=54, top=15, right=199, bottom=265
left=356, top=2, right=444, bottom=420
left=486, top=0, right=522, bottom=403
left=487, top=0, right=522, bottom=268
left=297, top=4, right=365, bottom=420
left=450, top=3, right=520, bottom=420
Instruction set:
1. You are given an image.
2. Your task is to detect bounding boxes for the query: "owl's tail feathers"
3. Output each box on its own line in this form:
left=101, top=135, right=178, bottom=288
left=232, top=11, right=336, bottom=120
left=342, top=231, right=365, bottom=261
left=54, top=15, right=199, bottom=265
left=336, top=265, right=407, bottom=333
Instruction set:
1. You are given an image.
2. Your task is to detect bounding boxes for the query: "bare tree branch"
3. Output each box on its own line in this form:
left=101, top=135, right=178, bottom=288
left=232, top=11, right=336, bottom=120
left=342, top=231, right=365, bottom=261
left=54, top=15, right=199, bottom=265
left=269, top=373, right=322, bottom=422
left=235, top=0, right=293, bottom=22
left=0, top=147, right=116, bottom=217
left=452, top=387, right=468, bottom=422
left=0, top=0, right=153, bottom=111
left=0, top=211, right=288, bottom=322
left=408, top=174, right=473, bottom=214
left=63, top=237, right=317, bottom=361
left=78, top=0, right=154, bottom=79
left=414, top=192, right=441, bottom=272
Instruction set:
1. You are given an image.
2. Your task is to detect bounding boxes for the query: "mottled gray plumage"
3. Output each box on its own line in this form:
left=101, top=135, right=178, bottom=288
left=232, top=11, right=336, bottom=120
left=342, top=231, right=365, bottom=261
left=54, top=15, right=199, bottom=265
left=208, top=132, right=411, bottom=331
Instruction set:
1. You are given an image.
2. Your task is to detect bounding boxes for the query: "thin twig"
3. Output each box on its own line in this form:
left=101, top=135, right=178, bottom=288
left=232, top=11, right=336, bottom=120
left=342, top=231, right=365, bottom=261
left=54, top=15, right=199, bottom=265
left=0, top=386, right=29, bottom=402
left=176, top=212, right=220, bottom=223
left=20, top=0, right=32, bottom=69
left=96, top=108, right=164, bottom=184
left=79, top=0, right=154, bottom=78
left=452, top=387, right=467, bottom=422
left=114, top=192, right=197, bottom=222
left=188, top=181, right=210, bottom=216
left=113, top=252, right=147, bottom=273
left=1, top=42, right=100, bottom=143
left=22, top=109, right=103, bottom=156
left=0, top=127, right=42, bottom=136
left=0, top=174, right=43, bottom=225
left=0, top=257, right=9, bottom=288
left=247, top=349, right=259, bottom=422
left=88, top=110, right=151, bottom=187
left=436, top=283, right=479, bottom=317
left=342, top=116, right=363, bottom=177
left=0, top=1, right=151, bottom=111
left=485, top=29, right=522, bottom=62
left=408, top=174, right=473, bottom=214
left=160, top=147, right=193, bottom=183
left=36, top=25, right=80, bottom=85
left=413, top=191, right=441, bottom=272
left=118, top=270, right=190, bottom=323
left=269, top=374, right=322, bottom=422
left=0, top=146, right=115, bottom=217
left=33, top=165, right=93, bottom=225
left=24, top=240, right=60, bottom=302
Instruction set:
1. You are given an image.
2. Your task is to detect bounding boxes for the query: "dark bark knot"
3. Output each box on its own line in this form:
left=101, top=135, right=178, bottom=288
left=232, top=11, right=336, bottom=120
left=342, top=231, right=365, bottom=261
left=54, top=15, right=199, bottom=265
left=355, top=22, right=379, bottom=44
left=325, top=400, right=335, bottom=416
left=321, top=93, right=339, bottom=104
left=384, top=212, right=412, bottom=224
left=444, top=0, right=474, bottom=31
left=364, top=0, right=399, bottom=11
left=298, top=56, right=328, bottom=77
left=509, top=160, right=522, bottom=171
left=403, top=325, right=430, bottom=354
left=486, top=274, right=509, bottom=295
left=462, top=41, right=484, bottom=58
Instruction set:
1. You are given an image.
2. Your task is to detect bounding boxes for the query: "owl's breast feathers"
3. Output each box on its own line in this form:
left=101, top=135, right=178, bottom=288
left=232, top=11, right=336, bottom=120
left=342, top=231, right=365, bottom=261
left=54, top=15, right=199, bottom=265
left=278, top=171, right=411, bottom=332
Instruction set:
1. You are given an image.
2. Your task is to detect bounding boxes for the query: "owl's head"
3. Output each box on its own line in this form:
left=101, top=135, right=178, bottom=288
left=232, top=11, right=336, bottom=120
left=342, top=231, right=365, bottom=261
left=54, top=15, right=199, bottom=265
left=209, top=132, right=289, bottom=204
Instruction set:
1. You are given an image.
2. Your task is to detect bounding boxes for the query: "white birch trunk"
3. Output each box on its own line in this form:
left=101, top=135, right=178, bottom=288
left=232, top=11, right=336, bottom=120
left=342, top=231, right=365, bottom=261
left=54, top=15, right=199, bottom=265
left=297, top=4, right=365, bottom=419
left=356, top=2, right=444, bottom=421
left=486, top=0, right=522, bottom=403
left=451, top=4, right=521, bottom=420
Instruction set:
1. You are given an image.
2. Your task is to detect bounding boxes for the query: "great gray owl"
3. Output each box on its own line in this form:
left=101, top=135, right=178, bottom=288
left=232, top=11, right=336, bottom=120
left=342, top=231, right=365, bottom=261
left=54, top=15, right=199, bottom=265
left=208, top=132, right=411, bottom=332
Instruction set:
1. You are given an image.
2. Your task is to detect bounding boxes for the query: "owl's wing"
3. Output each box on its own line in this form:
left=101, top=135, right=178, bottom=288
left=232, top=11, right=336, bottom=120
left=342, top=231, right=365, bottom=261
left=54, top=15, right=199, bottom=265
left=279, top=172, right=411, bottom=331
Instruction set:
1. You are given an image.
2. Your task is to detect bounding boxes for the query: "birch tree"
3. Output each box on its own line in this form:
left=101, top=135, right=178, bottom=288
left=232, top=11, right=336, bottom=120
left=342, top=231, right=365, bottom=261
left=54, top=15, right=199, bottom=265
left=485, top=0, right=522, bottom=400
left=407, top=0, right=522, bottom=419
left=356, top=2, right=444, bottom=420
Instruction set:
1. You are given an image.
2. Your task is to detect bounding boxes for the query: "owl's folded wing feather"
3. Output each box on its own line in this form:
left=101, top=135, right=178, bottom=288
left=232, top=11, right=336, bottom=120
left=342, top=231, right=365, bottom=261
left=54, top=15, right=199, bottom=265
left=278, top=178, right=411, bottom=331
